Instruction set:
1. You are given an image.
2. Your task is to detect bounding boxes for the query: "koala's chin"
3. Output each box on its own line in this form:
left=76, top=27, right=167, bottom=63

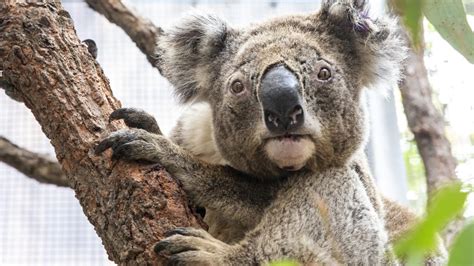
left=264, top=136, right=315, bottom=171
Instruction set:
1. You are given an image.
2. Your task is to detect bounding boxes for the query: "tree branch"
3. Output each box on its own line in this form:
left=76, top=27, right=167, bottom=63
left=0, top=2, right=204, bottom=264
left=85, top=0, right=164, bottom=71
left=400, top=44, right=458, bottom=195
left=397, top=27, right=458, bottom=196
left=0, top=136, right=69, bottom=187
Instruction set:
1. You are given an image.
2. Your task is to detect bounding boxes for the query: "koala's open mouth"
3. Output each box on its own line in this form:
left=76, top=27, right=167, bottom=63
left=264, top=134, right=315, bottom=171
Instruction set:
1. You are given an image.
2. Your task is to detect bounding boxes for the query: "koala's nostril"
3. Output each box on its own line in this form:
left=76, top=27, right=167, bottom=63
left=289, top=105, right=303, bottom=126
left=265, top=111, right=282, bottom=130
left=266, top=112, right=280, bottom=128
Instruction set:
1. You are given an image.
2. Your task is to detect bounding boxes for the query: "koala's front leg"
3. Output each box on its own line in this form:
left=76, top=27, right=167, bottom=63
left=96, top=108, right=201, bottom=173
left=96, top=128, right=275, bottom=222
left=95, top=128, right=184, bottom=166
left=96, top=110, right=276, bottom=224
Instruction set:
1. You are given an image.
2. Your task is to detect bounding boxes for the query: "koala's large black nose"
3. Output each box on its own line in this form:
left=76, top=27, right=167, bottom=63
left=259, top=65, right=304, bottom=134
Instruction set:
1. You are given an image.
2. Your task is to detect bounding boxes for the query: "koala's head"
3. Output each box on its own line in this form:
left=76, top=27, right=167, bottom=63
left=159, top=0, right=406, bottom=179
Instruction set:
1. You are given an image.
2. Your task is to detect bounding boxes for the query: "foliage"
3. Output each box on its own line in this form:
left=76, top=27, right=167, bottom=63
left=394, top=183, right=472, bottom=265
left=269, top=260, right=299, bottom=266
left=424, top=0, right=474, bottom=63
left=395, top=0, right=474, bottom=63
left=394, top=0, right=424, bottom=46
left=448, top=221, right=474, bottom=266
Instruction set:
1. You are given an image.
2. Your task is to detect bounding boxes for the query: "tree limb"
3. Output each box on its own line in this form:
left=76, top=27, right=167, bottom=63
left=399, top=41, right=458, bottom=195
left=396, top=23, right=458, bottom=197
left=0, top=136, right=69, bottom=187
left=85, top=0, right=164, bottom=71
left=0, top=2, right=204, bottom=264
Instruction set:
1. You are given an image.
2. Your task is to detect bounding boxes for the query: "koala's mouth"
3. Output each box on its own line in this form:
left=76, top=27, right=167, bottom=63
left=273, top=134, right=305, bottom=141
left=264, top=134, right=315, bottom=171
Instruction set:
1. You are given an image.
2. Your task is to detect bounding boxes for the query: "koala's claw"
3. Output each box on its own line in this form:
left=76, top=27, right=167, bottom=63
left=109, top=108, right=162, bottom=134
left=95, top=129, right=138, bottom=155
left=165, top=227, right=191, bottom=237
left=154, top=227, right=233, bottom=265
left=95, top=129, right=162, bottom=162
left=164, top=227, right=213, bottom=238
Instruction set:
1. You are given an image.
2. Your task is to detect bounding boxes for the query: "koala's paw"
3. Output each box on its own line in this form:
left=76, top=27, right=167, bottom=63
left=95, top=128, right=168, bottom=162
left=154, top=227, right=233, bottom=266
left=109, top=108, right=162, bottom=134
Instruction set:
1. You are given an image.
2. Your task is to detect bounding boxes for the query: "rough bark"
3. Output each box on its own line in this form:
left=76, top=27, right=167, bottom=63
left=85, top=0, right=163, bottom=71
left=0, top=2, right=204, bottom=264
left=0, top=136, right=69, bottom=187
left=398, top=30, right=458, bottom=196
left=0, top=0, right=162, bottom=187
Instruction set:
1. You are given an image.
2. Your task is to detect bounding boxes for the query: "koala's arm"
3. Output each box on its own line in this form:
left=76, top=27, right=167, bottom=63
left=95, top=127, right=274, bottom=225
left=169, top=156, right=276, bottom=224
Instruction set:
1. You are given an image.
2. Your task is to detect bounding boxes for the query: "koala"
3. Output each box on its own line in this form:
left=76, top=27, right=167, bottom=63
left=96, top=0, right=446, bottom=264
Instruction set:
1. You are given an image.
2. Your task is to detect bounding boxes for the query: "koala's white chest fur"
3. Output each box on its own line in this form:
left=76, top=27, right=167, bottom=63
left=172, top=102, right=227, bottom=165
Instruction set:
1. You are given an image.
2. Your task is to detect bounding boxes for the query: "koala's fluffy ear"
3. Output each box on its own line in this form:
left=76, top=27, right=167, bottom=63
left=318, top=0, right=407, bottom=90
left=159, top=13, right=229, bottom=103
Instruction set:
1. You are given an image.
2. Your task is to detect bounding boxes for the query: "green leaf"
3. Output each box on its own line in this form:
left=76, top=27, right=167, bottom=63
left=268, top=260, right=300, bottom=266
left=448, top=221, right=474, bottom=266
left=405, top=0, right=424, bottom=46
left=424, top=0, right=474, bottom=63
left=394, top=0, right=424, bottom=46
left=426, top=182, right=468, bottom=230
left=394, top=182, right=469, bottom=261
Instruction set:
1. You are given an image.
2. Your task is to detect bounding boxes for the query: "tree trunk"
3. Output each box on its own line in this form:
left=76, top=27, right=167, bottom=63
left=0, top=2, right=204, bottom=264
left=398, top=30, right=458, bottom=197
left=400, top=46, right=458, bottom=194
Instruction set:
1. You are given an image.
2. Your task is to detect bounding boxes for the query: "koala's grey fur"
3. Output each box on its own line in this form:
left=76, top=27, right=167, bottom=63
left=97, top=0, right=447, bottom=264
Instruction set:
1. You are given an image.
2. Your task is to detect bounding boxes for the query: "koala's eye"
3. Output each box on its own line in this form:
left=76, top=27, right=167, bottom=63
left=317, top=67, right=332, bottom=81
left=231, top=80, right=245, bottom=94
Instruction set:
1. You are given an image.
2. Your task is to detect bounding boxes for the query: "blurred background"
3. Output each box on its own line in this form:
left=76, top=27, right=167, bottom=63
left=0, top=0, right=473, bottom=265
